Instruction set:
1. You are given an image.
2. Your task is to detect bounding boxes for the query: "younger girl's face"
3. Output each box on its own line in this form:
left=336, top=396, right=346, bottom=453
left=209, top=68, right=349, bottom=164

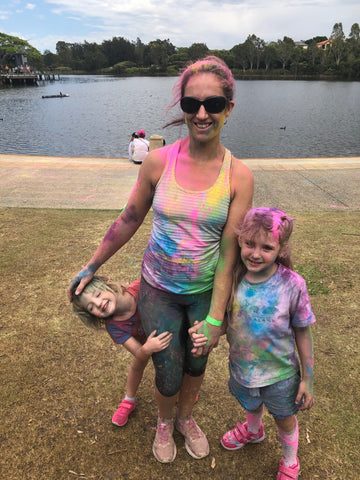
left=79, top=289, right=117, bottom=318
left=239, top=229, right=282, bottom=282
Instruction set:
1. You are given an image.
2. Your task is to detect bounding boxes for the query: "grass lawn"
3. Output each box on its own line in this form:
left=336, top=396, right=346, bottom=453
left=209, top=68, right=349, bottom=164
left=0, top=207, right=359, bottom=480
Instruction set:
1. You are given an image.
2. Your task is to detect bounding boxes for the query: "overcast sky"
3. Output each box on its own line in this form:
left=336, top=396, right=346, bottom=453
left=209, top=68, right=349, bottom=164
left=1, top=0, right=359, bottom=53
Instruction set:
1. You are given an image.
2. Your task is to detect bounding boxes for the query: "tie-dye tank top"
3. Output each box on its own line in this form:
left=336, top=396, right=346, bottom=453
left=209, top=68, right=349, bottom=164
left=141, top=140, right=231, bottom=294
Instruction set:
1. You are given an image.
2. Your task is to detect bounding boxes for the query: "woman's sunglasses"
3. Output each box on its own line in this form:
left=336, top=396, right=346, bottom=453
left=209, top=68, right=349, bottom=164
left=180, top=96, right=228, bottom=114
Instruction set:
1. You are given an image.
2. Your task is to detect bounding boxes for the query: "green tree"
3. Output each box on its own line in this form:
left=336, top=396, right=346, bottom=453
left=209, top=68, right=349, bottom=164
left=168, top=50, right=189, bottom=71
left=43, top=50, right=58, bottom=69
left=276, top=36, right=296, bottom=69
left=231, top=43, right=248, bottom=72
left=56, top=41, right=72, bottom=67
left=0, top=32, right=43, bottom=69
left=146, top=39, right=175, bottom=70
left=348, top=23, right=360, bottom=53
left=82, top=42, right=106, bottom=72
left=134, top=37, right=146, bottom=66
left=187, top=43, right=209, bottom=61
left=330, top=22, right=346, bottom=66
left=263, top=42, right=278, bottom=71
left=101, top=36, right=135, bottom=67
left=210, top=49, right=234, bottom=69
left=244, top=34, right=265, bottom=70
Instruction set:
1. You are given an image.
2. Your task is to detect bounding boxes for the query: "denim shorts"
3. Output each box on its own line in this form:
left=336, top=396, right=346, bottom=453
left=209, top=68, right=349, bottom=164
left=229, top=372, right=303, bottom=419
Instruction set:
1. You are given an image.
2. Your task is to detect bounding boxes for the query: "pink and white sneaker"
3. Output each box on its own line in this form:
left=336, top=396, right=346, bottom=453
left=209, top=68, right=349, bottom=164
left=221, top=421, right=265, bottom=450
left=277, top=457, right=300, bottom=480
left=111, top=399, right=136, bottom=427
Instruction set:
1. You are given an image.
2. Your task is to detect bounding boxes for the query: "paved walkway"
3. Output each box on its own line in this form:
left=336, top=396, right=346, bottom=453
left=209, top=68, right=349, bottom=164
left=1, top=154, right=359, bottom=211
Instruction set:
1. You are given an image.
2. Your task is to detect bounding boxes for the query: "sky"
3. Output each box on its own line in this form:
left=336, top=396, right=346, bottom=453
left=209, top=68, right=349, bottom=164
left=1, top=0, right=359, bottom=54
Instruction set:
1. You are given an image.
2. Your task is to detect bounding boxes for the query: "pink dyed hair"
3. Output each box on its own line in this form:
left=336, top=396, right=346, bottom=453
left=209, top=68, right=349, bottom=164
left=239, top=207, right=294, bottom=248
left=227, top=207, right=295, bottom=315
left=165, top=55, right=235, bottom=127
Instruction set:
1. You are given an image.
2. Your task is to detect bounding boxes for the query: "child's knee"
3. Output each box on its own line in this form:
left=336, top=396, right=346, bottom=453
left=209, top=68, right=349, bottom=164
left=274, top=414, right=297, bottom=433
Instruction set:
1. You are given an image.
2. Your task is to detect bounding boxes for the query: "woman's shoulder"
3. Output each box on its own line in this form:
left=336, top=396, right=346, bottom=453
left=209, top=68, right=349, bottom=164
left=230, top=155, right=253, bottom=178
left=141, top=141, right=179, bottom=176
left=228, top=154, right=254, bottom=197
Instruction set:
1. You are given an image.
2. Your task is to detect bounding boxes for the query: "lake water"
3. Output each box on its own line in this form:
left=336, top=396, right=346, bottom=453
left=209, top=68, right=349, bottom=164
left=0, top=75, right=359, bottom=159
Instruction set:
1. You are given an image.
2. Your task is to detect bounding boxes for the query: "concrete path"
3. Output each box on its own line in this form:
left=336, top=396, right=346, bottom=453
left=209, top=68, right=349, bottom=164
left=0, top=154, right=359, bottom=211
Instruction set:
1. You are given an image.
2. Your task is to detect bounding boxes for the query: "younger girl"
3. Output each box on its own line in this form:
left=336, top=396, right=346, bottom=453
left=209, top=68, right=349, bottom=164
left=71, top=276, right=173, bottom=427
left=191, top=207, right=315, bottom=479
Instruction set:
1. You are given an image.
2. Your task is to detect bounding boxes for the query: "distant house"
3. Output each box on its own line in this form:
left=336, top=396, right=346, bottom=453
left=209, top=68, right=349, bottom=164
left=13, top=52, right=28, bottom=67
left=295, top=41, right=308, bottom=50
left=316, top=39, right=333, bottom=50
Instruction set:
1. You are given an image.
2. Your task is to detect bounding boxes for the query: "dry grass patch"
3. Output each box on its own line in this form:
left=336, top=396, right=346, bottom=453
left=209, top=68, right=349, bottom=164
left=0, top=208, right=359, bottom=480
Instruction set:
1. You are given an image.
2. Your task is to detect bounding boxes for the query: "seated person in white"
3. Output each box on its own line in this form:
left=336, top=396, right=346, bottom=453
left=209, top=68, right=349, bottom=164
left=128, top=132, right=138, bottom=161
left=132, top=129, right=149, bottom=164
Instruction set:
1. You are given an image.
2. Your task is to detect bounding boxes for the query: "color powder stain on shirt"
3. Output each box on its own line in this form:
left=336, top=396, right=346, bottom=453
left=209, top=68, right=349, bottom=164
left=142, top=141, right=231, bottom=294
left=227, top=264, right=316, bottom=388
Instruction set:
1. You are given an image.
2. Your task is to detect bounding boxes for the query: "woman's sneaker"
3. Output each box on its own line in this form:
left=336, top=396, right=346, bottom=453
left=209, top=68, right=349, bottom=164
left=221, top=421, right=265, bottom=450
left=153, top=416, right=177, bottom=463
left=175, top=415, right=209, bottom=459
left=111, top=399, right=136, bottom=427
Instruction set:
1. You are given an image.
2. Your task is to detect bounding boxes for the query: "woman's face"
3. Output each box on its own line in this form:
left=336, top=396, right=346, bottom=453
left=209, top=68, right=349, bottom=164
left=182, top=72, right=234, bottom=143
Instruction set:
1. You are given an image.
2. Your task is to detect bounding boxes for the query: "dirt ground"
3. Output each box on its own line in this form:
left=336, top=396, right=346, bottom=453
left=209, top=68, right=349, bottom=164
left=1, top=208, right=359, bottom=480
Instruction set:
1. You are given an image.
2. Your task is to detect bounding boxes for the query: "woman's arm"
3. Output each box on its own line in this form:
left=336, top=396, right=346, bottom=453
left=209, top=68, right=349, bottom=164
left=294, top=325, right=315, bottom=410
left=202, top=159, right=254, bottom=353
left=68, top=150, right=166, bottom=299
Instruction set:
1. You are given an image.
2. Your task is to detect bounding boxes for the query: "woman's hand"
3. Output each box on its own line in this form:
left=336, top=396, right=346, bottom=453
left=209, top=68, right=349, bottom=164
left=189, top=321, right=208, bottom=354
left=189, top=320, right=221, bottom=357
left=67, top=264, right=99, bottom=301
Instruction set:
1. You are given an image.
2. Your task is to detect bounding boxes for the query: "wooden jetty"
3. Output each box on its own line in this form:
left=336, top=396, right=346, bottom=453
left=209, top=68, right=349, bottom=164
left=1, top=72, right=60, bottom=86
left=1, top=73, right=38, bottom=86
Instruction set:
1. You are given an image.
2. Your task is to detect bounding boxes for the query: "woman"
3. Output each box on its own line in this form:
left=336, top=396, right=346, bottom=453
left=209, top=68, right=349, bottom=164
left=68, top=56, right=254, bottom=463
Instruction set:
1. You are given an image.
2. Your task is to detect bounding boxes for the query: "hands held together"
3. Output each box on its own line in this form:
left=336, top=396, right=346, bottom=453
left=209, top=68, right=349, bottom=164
left=189, top=320, right=222, bottom=357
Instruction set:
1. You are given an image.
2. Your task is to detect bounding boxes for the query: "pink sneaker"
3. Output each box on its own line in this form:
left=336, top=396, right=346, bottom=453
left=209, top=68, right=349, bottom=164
left=111, top=399, right=136, bottom=427
left=277, top=457, right=300, bottom=479
left=221, top=421, right=265, bottom=450
left=175, top=415, right=209, bottom=459
left=153, top=416, right=177, bottom=463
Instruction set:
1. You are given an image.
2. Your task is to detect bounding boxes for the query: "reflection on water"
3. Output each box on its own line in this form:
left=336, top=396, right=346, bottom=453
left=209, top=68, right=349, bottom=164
left=0, top=75, right=359, bottom=158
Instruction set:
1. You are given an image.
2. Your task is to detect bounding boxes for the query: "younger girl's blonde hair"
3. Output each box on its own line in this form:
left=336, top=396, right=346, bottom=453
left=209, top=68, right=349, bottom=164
left=72, top=276, right=125, bottom=329
left=227, top=207, right=295, bottom=314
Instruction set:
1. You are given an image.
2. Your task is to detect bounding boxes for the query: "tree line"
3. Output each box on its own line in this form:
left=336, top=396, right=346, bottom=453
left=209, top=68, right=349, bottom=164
left=1, top=22, right=360, bottom=79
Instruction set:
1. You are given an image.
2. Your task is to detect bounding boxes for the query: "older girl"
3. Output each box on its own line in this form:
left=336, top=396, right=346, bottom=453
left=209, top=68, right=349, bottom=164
left=192, top=207, right=315, bottom=479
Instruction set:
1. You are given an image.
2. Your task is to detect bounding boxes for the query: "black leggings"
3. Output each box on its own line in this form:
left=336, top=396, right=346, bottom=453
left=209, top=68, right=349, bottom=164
left=138, top=277, right=212, bottom=397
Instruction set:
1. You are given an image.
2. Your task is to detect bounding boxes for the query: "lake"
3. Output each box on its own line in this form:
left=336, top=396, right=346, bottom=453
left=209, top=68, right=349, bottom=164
left=0, top=75, right=359, bottom=159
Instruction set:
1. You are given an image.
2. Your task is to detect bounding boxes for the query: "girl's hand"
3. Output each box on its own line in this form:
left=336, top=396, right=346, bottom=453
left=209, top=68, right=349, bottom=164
left=189, top=321, right=208, bottom=354
left=145, top=330, right=173, bottom=354
left=296, top=379, right=315, bottom=411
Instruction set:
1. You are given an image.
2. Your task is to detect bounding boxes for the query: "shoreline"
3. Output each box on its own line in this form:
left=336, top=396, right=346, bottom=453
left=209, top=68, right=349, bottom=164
left=1, top=154, right=359, bottom=211
left=1, top=153, right=360, bottom=168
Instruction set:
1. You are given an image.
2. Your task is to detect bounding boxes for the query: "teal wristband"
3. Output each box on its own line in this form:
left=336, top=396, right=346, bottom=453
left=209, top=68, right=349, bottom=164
left=205, top=315, right=223, bottom=327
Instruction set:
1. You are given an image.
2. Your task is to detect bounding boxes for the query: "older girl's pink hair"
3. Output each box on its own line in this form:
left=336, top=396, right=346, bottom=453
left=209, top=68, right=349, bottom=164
left=227, top=207, right=295, bottom=315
